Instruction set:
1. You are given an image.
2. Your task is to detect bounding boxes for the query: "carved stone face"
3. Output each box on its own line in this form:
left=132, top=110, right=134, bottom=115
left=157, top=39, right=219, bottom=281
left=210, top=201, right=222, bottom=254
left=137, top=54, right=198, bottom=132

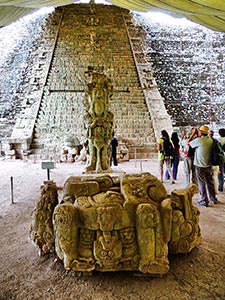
left=87, top=73, right=112, bottom=115
left=138, top=206, right=159, bottom=228
left=119, top=227, right=135, bottom=244
left=54, top=206, right=73, bottom=229
left=97, top=206, right=116, bottom=231
left=79, top=228, right=95, bottom=245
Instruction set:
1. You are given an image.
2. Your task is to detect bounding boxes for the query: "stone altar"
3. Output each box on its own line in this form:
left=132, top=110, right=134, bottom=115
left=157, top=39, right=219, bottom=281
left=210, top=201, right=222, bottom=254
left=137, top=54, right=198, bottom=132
left=30, top=173, right=202, bottom=275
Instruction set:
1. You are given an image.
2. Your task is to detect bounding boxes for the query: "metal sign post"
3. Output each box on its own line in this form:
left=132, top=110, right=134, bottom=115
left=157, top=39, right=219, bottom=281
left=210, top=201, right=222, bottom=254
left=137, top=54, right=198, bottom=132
left=41, top=162, right=55, bottom=180
left=10, top=176, right=14, bottom=204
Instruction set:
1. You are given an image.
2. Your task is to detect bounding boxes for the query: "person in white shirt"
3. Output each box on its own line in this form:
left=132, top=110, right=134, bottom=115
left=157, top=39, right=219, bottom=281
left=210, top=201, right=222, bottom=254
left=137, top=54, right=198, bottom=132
left=181, top=129, right=197, bottom=187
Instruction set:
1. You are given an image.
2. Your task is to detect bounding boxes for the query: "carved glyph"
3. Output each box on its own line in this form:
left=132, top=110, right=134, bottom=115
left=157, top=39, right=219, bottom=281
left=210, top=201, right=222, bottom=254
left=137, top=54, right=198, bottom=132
left=30, top=181, right=58, bottom=256
left=30, top=173, right=202, bottom=275
left=84, top=71, right=114, bottom=173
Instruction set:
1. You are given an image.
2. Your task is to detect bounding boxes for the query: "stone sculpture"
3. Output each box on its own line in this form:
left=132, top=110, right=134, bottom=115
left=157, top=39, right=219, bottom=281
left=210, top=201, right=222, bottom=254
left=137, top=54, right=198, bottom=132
left=84, top=70, right=114, bottom=173
left=30, top=181, right=58, bottom=256
left=30, top=173, right=202, bottom=275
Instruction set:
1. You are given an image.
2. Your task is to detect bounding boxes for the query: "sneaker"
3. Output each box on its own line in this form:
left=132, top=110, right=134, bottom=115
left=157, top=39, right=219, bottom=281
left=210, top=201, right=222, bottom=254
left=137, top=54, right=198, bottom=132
left=171, top=181, right=175, bottom=184
left=197, top=201, right=208, bottom=207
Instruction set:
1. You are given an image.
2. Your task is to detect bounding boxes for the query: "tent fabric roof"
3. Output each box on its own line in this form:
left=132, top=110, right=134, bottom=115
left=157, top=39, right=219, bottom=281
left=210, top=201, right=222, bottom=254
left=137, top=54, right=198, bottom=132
left=1, top=0, right=225, bottom=32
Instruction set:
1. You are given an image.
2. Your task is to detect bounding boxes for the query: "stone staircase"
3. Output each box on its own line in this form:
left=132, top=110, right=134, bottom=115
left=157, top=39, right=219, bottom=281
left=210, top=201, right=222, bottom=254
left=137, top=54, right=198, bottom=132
left=11, top=3, right=172, bottom=159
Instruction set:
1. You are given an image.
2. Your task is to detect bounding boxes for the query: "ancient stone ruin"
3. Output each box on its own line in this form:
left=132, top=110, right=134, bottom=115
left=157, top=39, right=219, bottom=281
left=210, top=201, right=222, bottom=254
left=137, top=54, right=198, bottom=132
left=0, top=3, right=173, bottom=160
left=30, top=67, right=202, bottom=276
left=30, top=173, right=202, bottom=275
left=84, top=70, right=114, bottom=173
left=1, top=3, right=225, bottom=160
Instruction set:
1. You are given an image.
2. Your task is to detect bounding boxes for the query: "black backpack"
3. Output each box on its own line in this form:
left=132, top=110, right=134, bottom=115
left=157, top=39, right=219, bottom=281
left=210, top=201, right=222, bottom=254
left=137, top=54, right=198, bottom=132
left=210, top=138, right=224, bottom=166
left=163, top=138, right=174, bottom=158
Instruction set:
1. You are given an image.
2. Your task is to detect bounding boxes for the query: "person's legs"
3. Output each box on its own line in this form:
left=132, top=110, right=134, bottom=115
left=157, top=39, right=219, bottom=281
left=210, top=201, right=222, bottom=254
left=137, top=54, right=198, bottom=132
left=172, top=154, right=180, bottom=180
left=112, top=152, right=118, bottom=166
left=212, top=166, right=219, bottom=193
left=165, top=158, right=175, bottom=183
left=205, top=166, right=217, bottom=204
left=183, top=156, right=191, bottom=187
left=191, top=160, right=197, bottom=185
left=165, top=169, right=170, bottom=180
left=165, top=159, right=172, bottom=179
left=195, top=166, right=208, bottom=206
left=159, top=160, right=164, bottom=182
left=218, top=162, right=224, bottom=191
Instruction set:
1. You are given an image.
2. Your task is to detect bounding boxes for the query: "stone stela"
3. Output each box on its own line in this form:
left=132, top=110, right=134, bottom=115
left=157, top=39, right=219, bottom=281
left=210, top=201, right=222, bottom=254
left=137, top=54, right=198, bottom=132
left=84, top=70, right=113, bottom=173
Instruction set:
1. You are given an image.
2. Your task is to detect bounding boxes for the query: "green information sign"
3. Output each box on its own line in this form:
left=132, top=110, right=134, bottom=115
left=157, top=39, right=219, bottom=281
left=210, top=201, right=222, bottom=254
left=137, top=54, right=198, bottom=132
left=41, top=162, right=55, bottom=180
left=41, top=162, right=55, bottom=170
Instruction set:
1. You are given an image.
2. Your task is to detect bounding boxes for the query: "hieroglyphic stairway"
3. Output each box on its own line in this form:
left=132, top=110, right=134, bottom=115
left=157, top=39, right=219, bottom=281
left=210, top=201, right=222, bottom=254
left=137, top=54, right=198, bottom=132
left=11, top=3, right=172, bottom=159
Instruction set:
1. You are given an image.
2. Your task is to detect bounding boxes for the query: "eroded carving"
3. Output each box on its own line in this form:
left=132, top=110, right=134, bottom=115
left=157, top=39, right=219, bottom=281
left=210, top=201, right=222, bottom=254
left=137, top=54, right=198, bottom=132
left=84, top=71, right=114, bottom=173
left=30, top=181, right=58, bottom=256
left=30, top=173, right=202, bottom=275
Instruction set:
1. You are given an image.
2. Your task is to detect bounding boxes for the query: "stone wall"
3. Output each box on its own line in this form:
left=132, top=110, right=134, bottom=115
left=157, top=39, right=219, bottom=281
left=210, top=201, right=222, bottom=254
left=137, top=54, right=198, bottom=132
left=0, top=12, right=49, bottom=142
left=136, top=13, right=225, bottom=128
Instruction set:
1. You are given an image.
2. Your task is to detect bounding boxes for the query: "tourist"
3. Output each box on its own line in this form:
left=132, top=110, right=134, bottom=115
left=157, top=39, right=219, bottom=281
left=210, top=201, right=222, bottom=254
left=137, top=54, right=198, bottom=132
left=208, top=130, right=219, bottom=192
left=165, top=131, right=180, bottom=180
left=189, top=125, right=217, bottom=207
left=157, top=130, right=175, bottom=184
left=111, top=132, right=118, bottom=166
left=181, top=129, right=197, bottom=187
left=218, top=128, right=225, bottom=192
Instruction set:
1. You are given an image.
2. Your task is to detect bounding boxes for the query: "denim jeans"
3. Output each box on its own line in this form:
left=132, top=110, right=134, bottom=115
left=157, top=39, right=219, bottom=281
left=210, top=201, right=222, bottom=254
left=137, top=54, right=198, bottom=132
left=172, top=153, right=180, bottom=180
left=165, top=154, right=180, bottom=180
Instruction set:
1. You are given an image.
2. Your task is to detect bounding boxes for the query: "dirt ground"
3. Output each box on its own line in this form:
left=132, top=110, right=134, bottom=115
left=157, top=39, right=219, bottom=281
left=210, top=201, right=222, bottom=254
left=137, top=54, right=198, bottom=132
left=0, top=157, right=225, bottom=300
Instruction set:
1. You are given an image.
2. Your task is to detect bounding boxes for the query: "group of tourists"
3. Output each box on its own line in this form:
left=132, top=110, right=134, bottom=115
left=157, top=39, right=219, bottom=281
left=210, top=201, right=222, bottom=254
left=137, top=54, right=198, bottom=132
left=158, top=125, right=225, bottom=207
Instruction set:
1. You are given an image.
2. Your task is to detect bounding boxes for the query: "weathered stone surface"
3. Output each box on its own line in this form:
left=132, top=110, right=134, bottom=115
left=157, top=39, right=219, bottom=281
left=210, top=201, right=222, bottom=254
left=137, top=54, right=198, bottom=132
left=30, top=173, right=202, bottom=275
left=30, top=181, right=58, bottom=256
left=1, top=4, right=170, bottom=159
left=84, top=71, right=113, bottom=173
left=64, top=174, right=115, bottom=198
left=64, top=180, right=100, bottom=198
left=169, top=184, right=201, bottom=253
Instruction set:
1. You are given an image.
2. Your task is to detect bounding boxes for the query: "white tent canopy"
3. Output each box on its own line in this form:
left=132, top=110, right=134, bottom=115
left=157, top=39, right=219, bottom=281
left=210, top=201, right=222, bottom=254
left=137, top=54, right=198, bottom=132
left=1, top=0, right=225, bottom=32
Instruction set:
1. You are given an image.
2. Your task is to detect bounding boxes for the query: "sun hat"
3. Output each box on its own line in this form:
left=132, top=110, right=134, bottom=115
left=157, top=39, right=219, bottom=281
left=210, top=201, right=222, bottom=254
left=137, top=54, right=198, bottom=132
left=199, top=125, right=209, bottom=134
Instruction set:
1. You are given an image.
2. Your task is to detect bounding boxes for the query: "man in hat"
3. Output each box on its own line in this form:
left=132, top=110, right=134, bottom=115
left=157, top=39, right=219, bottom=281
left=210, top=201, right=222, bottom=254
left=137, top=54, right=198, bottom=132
left=188, top=125, right=217, bottom=207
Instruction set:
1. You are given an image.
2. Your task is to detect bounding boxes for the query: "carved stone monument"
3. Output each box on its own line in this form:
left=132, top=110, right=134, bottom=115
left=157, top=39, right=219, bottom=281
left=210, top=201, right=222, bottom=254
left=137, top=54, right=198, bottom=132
left=30, top=69, right=202, bottom=276
left=30, top=174, right=202, bottom=275
left=84, top=70, right=114, bottom=173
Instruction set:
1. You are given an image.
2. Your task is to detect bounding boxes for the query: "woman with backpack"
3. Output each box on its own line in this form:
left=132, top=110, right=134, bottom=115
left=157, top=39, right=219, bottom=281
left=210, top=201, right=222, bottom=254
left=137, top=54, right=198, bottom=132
left=157, top=129, right=175, bottom=184
left=165, top=131, right=180, bottom=181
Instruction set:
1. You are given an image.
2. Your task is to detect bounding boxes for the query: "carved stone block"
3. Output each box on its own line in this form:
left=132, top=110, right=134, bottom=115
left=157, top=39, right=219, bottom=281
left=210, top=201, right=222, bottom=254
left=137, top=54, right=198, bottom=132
left=30, top=173, right=202, bottom=275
